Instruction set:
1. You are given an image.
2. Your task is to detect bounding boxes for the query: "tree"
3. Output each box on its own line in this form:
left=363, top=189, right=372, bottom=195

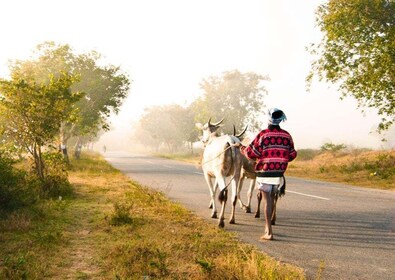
left=191, top=70, right=269, bottom=132
left=10, top=42, right=130, bottom=157
left=136, top=104, right=196, bottom=152
left=0, top=72, right=82, bottom=180
left=307, top=0, right=395, bottom=131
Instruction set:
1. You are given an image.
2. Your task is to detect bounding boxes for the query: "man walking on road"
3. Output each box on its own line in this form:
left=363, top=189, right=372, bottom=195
left=239, top=108, right=297, bottom=240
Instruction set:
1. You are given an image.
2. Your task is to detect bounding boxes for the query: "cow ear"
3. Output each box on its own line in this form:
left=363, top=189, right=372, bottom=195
left=195, top=123, right=203, bottom=130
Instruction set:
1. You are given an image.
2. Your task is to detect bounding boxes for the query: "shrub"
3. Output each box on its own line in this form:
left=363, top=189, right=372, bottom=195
left=40, top=152, right=73, bottom=198
left=109, top=202, right=133, bottom=226
left=0, top=152, right=36, bottom=211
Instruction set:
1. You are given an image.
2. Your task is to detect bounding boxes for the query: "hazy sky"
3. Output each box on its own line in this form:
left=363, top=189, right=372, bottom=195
left=0, top=0, right=390, bottom=149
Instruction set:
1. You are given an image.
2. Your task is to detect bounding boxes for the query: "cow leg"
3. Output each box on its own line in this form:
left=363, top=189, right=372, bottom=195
left=254, top=191, right=262, bottom=218
left=229, top=177, right=239, bottom=224
left=245, top=179, right=255, bottom=213
left=260, top=189, right=274, bottom=240
left=218, top=189, right=228, bottom=228
left=204, top=174, right=217, bottom=218
left=237, top=176, right=246, bottom=210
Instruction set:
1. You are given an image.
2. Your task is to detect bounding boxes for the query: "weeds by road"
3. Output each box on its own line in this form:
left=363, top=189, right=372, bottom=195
left=0, top=152, right=305, bottom=279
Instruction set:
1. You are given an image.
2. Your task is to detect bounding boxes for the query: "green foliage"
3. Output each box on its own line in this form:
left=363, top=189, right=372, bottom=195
left=320, top=142, right=347, bottom=152
left=1, top=255, right=29, bottom=280
left=341, top=153, right=395, bottom=179
left=0, top=152, right=36, bottom=211
left=11, top=41, right=131, bottom=141
left=192, top=69, right=269, bottom=132
left=0, top=72, right=81, bottom=180
left=308, top=0, right=395, bottom=131
left=109, top=202, right=133, bottom=226
left=0, top=73, right=81, bottom=145
left=39, top=152, right=73, bottom=198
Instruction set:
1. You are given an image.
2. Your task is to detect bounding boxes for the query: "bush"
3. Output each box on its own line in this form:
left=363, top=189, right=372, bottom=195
left=109, top=202, right=133, bottom=226
left=0, top=152, right=36, bottom=211
left=40, top=152, right=73, bottom=198
left=341, top=153, right=395, bottom=179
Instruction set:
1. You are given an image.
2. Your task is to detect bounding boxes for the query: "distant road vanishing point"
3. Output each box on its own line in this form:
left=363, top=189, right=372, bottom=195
left=104, top=151, right=395, bottom=280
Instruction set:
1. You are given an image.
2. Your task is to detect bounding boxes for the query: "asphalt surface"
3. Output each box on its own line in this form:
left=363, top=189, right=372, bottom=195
left=104, top=151, right=395, bottom=280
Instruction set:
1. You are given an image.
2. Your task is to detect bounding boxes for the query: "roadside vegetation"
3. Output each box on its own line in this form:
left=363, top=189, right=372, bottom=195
left=157, top=145, right=395, bottom=190
left=0, top=152, right=305, bottom=279
left=287, top=148, right=395, bottom=190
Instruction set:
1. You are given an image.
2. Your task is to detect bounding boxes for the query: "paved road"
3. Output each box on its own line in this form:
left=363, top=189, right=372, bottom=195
left=104, top=151, right=395, bottom=280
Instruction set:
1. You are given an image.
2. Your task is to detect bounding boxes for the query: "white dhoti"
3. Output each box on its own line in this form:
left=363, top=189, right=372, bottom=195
left=256, top=176, right=284, bottom=193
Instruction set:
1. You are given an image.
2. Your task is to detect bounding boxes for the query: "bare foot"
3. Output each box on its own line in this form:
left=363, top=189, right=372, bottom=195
left=259, top=234, right=273, bottom=241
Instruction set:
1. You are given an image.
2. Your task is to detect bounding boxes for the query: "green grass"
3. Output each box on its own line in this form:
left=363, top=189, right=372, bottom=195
left=0, top=152, right=305, bottom=279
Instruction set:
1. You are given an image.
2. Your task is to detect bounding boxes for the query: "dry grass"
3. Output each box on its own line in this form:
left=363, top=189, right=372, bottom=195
left=287, top=149, right=395, bottom=190
left=0, top=152, right=305, bottom=279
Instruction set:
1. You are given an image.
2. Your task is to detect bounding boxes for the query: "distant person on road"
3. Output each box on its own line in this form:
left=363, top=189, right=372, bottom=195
left=239, top=108, right=297, bottom=240
left=102, top=145, right=107, bottom=153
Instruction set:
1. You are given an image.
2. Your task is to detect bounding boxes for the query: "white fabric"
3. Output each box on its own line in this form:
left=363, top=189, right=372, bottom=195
left=256, top=177, right=283, bottom=193
left=256, top=177, right=282, bottom=185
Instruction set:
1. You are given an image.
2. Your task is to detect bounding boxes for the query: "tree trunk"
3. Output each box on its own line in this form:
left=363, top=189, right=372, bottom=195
left=74, top=137, right=82, bottom=159
left=33, top=143, right=45, bottom=181
left=60, top=122, right=70, bottom=163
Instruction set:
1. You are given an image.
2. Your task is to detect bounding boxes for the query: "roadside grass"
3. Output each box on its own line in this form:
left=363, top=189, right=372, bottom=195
left=286, top=149, right=395, bottom=190
left=158, top=149, right=395, bottom=190
left=0, top=152, right=305, bottom=279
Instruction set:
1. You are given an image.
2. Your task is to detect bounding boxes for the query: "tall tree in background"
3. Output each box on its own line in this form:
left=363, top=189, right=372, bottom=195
left=10, top=42, right=130, bottom=157
left=192, top=70, right=269, bottom=133
left=307, top=0, right=395, bottom=131
left=136, top=104, right=197, bottom=152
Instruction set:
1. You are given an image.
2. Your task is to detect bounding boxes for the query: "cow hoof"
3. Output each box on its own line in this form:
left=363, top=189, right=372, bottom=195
left=271, top=221, right=276, bottom=225
left=209, top=202, right=213, bottom=209
left=229, top=218, right=235, bottom=224
left=218, top=219, right=225, bottom=228
left=245, top=206, right=251, bottom=213
left=211, top=212, right=217, bottom=219
left=254, top=213, right=260, bottom=218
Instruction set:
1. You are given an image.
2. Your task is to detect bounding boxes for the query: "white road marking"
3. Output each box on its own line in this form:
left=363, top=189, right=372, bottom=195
left=163, top=165, right=174, bottom=169
left=193, top=172, right=204, bottom=175
left=287, top=190, right=330, bottom=200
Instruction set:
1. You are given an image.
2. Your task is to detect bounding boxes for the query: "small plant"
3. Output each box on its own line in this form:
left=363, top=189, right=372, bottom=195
left=109, top=202, right=133, bottom=226
left=196, top=258, right=214, bottom=273
left=0, top=151, right=36, bottom=211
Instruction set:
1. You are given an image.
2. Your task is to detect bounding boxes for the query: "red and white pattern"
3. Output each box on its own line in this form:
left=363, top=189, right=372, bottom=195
left=241, top=126, right=297, bottom=177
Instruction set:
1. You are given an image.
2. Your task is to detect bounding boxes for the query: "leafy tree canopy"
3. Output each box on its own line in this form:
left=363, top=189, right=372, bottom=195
left=308, top=0, right=395, bottom=131
left=0, top=72, right=81, bottom=179
left=137, top=104, right=196, bottom=152
left=10, top=41, right=131, bottom=138
left=191, top=70, right=269, bottom=133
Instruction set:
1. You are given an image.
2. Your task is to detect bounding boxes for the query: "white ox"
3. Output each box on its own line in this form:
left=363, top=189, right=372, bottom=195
left=195, top=118, right=243, bottom=228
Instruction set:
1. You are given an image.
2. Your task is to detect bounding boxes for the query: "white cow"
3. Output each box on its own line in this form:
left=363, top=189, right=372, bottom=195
left=196, top=118, right=243, bottom=228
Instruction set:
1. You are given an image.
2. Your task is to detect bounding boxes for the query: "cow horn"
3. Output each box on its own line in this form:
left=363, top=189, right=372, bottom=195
left=208, top=117, right=212, bottom=127
left=235, top=125, right=248, bottom=138
left=233, top=125, right=236, bottom=136
left=210, top=118, right=224, bottom=127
